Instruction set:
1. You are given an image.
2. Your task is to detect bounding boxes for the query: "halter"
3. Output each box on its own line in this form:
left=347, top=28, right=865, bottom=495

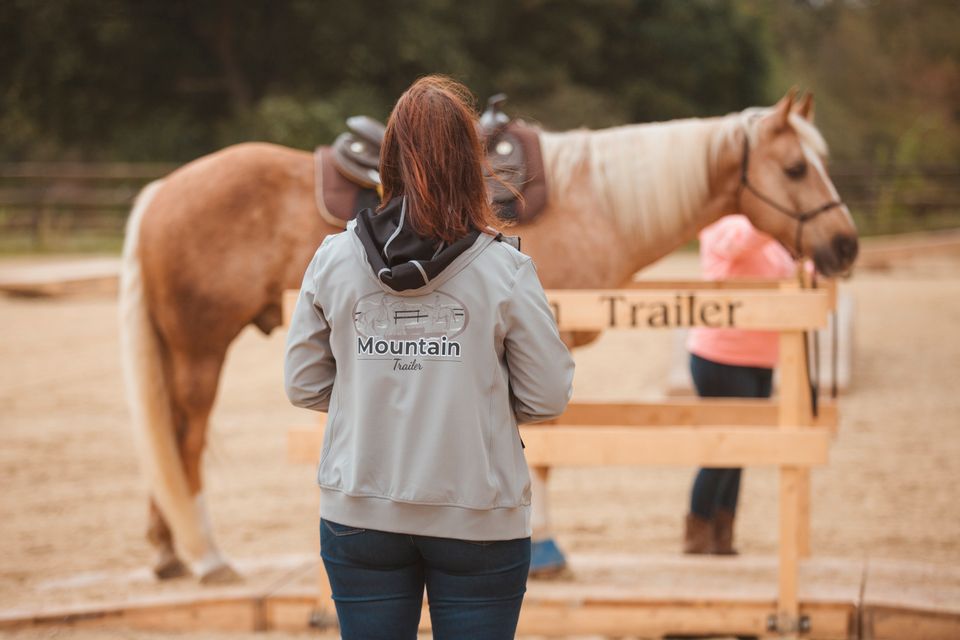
left=735, top=133, right=845, bottom=256
left=735, top=126, right=844, bottom=416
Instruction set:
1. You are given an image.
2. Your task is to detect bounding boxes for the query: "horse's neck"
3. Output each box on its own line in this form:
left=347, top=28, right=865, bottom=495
left=541, top=117, right=735, bottom=274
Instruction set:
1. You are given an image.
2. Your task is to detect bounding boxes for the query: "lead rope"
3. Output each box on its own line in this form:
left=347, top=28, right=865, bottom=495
left=811, top=269, right=822, bottom=416
left=831, top=305, right=839, bottom=400
left=798, top=263, right=821, bottom=418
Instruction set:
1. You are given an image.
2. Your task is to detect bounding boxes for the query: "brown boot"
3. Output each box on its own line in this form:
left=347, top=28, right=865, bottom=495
left=683, top=513, right=713, bottom=554
left=712, top=509, right=738, bottom=555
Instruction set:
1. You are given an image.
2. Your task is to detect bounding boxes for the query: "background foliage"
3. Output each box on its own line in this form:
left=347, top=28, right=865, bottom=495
left=1, top=0, right=958, bottom=247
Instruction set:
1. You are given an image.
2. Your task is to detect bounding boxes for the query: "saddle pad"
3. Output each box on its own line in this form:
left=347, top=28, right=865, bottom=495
left=501, top=122, right=548, bottom=225
left=314, top=146, right=380, bottom=228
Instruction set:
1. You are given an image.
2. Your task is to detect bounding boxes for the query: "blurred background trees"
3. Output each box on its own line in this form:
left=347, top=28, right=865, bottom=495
left=0, top=0, right=772, bottom=160
left=1, top=0, right=958, bottom=246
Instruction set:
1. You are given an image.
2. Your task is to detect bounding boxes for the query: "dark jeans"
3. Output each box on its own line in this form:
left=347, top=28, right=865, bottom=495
left=689, top=353, right=773, bottom=519
left=320, top=518, right=531, bottom=640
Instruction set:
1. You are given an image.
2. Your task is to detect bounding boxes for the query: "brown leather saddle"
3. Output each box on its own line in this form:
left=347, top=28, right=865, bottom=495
left=314, top=94, right=548, bottom=229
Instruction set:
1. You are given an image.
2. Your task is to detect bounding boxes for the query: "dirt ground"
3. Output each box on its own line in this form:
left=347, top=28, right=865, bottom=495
left=1, top=250, right=959, bottom=639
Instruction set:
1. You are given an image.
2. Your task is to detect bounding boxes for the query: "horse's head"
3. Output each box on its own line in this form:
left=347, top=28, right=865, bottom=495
left=737, top=90, right=858, bottom=276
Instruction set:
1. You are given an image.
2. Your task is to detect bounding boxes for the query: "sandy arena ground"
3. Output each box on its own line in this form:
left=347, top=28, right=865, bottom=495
left=1, top=250, right=959, bottom=639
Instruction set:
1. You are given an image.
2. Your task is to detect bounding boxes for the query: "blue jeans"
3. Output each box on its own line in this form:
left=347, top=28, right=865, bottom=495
left=320, top=518, right=530, bottom=640
left=689, top=353, right=773, bottom=518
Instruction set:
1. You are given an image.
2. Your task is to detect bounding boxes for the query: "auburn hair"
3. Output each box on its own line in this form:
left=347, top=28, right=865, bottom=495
left=379, top=75, right=499, bottom=244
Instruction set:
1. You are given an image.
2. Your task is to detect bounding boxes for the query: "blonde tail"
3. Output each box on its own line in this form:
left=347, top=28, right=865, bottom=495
left=119, top=181, right=220, bottom=570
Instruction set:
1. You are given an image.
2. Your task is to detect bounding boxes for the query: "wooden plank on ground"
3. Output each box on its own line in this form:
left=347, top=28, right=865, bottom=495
left=15, top=553, right=960, bottom=639
left=0, top=258, right=120, bottom=297
left=862, top=606, right=960, bottom=640
left=0, top=590, right=260, bottom=632
left=260, top=584, right=851, bottom=638
left=516, top=600, right=851, bottom=639
left=263, top=552, right=860, bottom=638
left=261, top=552, right=860, bottom=638
left=261, top=561, right=327, bottom=632
left=0, top=558, right=314, bottom=633
left=861, top=557, right=960, bottom=640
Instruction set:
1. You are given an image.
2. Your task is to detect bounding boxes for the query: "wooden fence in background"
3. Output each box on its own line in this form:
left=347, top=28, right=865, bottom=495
left=0, top=162, right=176, bottom=245
left=1, top=162, right=958, bottom=245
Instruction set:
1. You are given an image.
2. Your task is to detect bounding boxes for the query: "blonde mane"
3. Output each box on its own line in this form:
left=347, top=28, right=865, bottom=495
left=538, top=108, right=828, bottom=249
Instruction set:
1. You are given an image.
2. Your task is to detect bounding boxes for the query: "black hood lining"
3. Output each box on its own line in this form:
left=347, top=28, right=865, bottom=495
left=355, top=196, right=482, bottom=292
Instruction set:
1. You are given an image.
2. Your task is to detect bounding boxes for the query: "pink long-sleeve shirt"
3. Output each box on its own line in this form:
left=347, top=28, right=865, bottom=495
left=686, top=215, right=795, bottom=368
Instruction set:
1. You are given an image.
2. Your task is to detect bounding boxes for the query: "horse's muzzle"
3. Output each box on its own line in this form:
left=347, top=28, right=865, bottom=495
left=814, top=233, right=859, bottom=277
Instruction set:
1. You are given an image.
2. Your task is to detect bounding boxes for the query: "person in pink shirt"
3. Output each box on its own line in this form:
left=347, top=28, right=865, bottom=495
left=683, top=214, right=795, bottom=555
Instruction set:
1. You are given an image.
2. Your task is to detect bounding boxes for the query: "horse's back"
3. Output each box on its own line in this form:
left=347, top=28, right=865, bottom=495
left=162, top=142, right=312, bottom=194
left=137, top=142, right=327, bottom=350
left=141, top=141, right=317, bottom=257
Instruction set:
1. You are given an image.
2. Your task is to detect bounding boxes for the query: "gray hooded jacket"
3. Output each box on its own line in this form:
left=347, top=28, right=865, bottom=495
left=284, top=198, right=574, bottom=540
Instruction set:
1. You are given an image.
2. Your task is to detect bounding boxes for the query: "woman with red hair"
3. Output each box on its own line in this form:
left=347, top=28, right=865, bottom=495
left=284, top=76, right=574, bottom=639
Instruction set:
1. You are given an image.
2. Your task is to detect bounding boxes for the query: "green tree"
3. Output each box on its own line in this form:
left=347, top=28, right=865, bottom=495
left=1, top=0, right=770, bottom=161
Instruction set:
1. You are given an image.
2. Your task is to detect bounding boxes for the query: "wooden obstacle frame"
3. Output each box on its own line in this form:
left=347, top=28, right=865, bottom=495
left=282, top=277, right=844, bottom=637
left=3, top=276, right=960, bottom=638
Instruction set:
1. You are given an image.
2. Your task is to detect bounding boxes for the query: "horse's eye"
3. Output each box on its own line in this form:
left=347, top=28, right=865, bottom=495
left=784, top=161, right=807, bottom=180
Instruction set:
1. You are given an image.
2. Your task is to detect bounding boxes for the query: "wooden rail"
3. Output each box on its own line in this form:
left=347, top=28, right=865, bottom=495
left=0, top=162, right=176, bottom=246
left=0, top=160, right=957, bottom=244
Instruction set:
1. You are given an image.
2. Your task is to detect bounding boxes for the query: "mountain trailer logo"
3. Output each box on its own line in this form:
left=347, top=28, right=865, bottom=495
left=352, top=291, right=468, bottom=365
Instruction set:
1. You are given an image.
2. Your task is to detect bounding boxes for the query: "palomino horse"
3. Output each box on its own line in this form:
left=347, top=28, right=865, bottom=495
left=120, top=90, right=858, bottom=583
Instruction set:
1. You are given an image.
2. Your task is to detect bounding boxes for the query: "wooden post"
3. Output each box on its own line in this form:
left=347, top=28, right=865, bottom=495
left=779, top=465, right=802, bottom=638
left=777, top=329, right=812, bottom=636
left=797, top=470, right=812, bottom=558
left=779, top=279, right=815, bottom=559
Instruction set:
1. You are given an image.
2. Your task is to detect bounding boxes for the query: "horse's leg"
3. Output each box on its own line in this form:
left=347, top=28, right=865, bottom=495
left=166, top=347, right=239, bottom=584
left=147, top=498, right=189, bottom=578
left=131, top=143, right=331, bottom=582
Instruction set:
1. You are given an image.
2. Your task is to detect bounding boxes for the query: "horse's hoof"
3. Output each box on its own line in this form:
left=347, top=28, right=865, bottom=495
left=153, top=556, right=191, bottom=580
left=529, top=538, right=570, bottom=579
left=198, top=563, right=243, bottom=585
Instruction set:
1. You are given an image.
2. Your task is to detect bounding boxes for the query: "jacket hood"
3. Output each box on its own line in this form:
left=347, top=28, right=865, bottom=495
left=354, top=196, right=483, bottom=293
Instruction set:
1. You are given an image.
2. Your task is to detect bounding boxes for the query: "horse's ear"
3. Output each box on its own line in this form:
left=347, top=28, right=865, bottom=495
left=795, top=92, right=815, bottom=122
left=772, top=88, right=797, bottom=129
